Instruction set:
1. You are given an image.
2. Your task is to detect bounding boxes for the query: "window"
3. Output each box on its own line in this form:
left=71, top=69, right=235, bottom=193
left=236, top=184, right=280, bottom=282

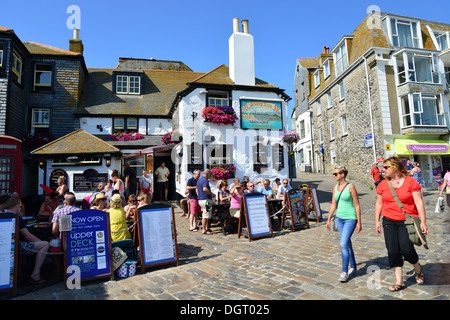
left=127, top=118, right=137, bottom=130
left=31, top=108, right=50, bottom=128
left=400, top=93, right=444, bottom=127
left=433, top=31, right=449, bottom=51
left=339, top=82, right=345, bottom=100
left=334, top=42, right=348, bottom=76
left=317, top=100, right=321, bottom=115
left=388, top=18, right=421, bottom=48
left=341, top=114, right=348, bottom=135
left=34, top=64, right=52, bottom=92
left=319, top=127, right=323, bottom=143
left=116, top=74, right=141, bottom=94
left=323, top=60, right=330, bottom=79
left=299, top=120, right=305, bottom=139
left=12, top=52, right=22, bottom=84
left=395, top=51, right=439, bottom=84
left=314, top=70, right=320, bottom=88
left=208, top=90, right=229, bottom=107
left=327, top=92, right=332, bottom=108
left=114, top=118, right=125, bottom=130
left=330, top=121, right=335, bottom=140
left=0, top=43, right=3, bottom=67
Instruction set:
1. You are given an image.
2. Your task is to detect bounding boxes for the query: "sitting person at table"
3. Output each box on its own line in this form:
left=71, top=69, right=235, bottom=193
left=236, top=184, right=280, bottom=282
left=258, top=179, right=274, bottom=199
left=218, top=181, right=231, bottom=202
left=3, top=196, right=50, bottom=284
left=124, top=194, right=138, bottom=225
left=277, top=179, right=292, bottom=214
left=230, top=182, right=244, bottom=219
left=36, top=192, right=59, bottom=222
left=91, top=193, right=108, bottom=211
left=245, top=182, right=255, bottom=194
left=51, top=192, right=81, bottom=235
left=108, top=194, right=131, bottom=242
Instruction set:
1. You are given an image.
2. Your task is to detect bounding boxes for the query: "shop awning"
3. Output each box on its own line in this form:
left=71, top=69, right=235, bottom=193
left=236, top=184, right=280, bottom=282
left=394, top=139, right=450, bottom=155
left=122, top=144, right=177, bottom=159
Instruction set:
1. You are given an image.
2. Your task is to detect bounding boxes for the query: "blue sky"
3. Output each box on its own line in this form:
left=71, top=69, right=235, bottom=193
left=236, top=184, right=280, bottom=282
left=1, top=0, right=449, bottom=116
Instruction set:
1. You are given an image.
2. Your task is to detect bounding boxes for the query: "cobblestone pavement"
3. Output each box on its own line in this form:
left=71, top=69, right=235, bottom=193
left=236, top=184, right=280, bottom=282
left=10, top=172, right=450, bottom=301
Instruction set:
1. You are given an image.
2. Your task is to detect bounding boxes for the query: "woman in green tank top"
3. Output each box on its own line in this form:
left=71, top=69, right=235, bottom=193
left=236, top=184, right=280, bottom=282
left=326, top=165, right=362, bottom=282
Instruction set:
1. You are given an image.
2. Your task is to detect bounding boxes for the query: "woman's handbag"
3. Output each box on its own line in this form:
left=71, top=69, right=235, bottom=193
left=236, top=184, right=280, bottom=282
left=387, top=181, right=428, bottom=249
left=331, top=183, right=349, bottom=232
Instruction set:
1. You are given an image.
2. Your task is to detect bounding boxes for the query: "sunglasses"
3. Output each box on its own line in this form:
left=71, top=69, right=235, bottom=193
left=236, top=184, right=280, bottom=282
left=384, top=166, right=390, bottom=169
left=332, top=172, right=341, bottom=176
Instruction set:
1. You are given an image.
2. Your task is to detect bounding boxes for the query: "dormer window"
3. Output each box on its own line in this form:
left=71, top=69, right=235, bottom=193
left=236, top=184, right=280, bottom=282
left=314, top=70, right=321, bottom=88
left=114, top=72, right=142, bottom=95
left=433, top=30, right=449, bottom=51
left=34, top=63, right=52, bottom=92
left=323, top=60, right=331, bottom=79
left=385, top=17, right=421, bottom=48
left=333, top=40, right=349, bottom=77
left=12, top=51, right=23, bottom=84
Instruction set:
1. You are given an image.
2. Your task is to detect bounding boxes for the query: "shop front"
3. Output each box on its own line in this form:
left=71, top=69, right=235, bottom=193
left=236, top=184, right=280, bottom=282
left=394, top=138, right=450, bottom=188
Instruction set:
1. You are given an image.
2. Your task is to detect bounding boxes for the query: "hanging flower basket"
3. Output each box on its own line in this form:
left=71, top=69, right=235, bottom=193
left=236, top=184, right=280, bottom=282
left=209, top=164, right=236, bottom=182
left=23, top=132, right=56, bottom=149
left=107, top=131, right=144, bottom=141
left=161, top=131, right=183, bottom=145
left=282, top=132, right=300, bottom=144
left=202, top=106, right=238, bottom=125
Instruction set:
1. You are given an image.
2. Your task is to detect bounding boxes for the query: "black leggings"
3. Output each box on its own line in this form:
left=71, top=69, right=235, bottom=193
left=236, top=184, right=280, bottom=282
left=382, top=217, right=419, bottom=268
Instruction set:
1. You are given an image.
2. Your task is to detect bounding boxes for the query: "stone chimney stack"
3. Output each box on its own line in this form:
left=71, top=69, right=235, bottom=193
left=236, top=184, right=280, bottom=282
left=69, top=29, right=84, bottom=54
left=229, top=18, right=255, bottom=86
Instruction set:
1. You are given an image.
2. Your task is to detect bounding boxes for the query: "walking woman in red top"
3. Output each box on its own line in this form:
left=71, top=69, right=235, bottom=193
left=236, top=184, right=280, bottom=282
left=375, top=157, right=428, bottom=292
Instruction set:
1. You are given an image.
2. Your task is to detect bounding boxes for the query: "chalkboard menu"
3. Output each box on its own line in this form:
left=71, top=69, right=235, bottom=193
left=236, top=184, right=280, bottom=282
left=239, top=192, right=273, bottom=241
left=286, top=189, right=309, bottom=231
left=0, top=216, right=19, bottom=296
left=63, top=210, right=113, bottom=285
left=73, top=169, right=108, bottom=191
left=136, top=204, right=179, bottom=271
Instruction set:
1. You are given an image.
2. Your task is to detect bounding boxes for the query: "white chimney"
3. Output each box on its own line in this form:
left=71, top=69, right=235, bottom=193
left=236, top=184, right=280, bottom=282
left=229, top=18, right=255, bottom=86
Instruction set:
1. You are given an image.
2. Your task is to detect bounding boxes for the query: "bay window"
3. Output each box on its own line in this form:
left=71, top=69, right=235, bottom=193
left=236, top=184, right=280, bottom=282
left=400, top=93, right=444, bottom=127
left=395, top=51, right=439, bottom=84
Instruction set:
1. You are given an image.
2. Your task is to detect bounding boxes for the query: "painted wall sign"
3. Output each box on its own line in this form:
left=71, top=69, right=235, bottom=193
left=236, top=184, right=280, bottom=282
left=240, top=99, right=283, bottom=130
left=407, top=144, right=449, bottom=153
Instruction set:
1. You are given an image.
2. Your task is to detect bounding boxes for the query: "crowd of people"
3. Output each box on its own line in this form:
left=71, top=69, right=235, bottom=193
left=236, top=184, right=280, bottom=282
left=179, top=170, right=293, bottom=235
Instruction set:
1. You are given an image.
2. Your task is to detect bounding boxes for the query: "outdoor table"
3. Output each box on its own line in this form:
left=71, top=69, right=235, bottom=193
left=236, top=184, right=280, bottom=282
left=26, top=222, right=52, bottom=241
left=210, top=200, right=231, bottom=235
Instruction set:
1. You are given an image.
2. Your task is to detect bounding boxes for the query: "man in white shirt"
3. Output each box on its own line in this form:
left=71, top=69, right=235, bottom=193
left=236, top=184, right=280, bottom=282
left=155, top=162, right=170, bottom=201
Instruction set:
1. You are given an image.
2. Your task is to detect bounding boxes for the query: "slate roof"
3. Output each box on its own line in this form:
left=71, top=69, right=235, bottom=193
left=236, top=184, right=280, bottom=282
left=77, top=68, right=204, bottom=116
left=31, top=129, right=120, bottom=156
left=23, top=41, right=81, bottom=56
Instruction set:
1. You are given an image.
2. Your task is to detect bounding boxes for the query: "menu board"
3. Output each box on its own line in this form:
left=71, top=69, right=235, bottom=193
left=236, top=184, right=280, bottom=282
left=242, top=193, right=273, bottom=240
left=64, top=210, right=113, bottom=284
left=137, top=204, right=178, bottom=271
left=287, top=189, right=309, bottom=231
left=0, top=216, right=18, bottom=296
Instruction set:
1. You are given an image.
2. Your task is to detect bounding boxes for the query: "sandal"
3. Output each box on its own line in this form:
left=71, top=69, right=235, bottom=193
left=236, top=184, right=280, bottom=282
left=388, top=283, right=406, bottom=292
left=189, top=228, right=198, bottom=232
left=415, top=265, right=425, bottom=285
left=202, top=230, right=213, bottom=235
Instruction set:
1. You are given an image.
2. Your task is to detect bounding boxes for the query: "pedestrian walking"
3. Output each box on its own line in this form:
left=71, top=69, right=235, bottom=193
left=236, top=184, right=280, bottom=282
left=326, top=165, right=362, bottom=283
left=375, top=156, right=427, bottom=292
left=438, top=171, right=450, bottom=208
left=371, top=162, right=382, bottom=187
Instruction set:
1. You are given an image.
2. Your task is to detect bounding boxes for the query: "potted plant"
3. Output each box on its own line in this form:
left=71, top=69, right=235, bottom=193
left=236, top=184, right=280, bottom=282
left=202, top=106, right=238, bottom=125
left=282, top=132, right=300, bottom=144
left=161, top=131, right=183, bottom=145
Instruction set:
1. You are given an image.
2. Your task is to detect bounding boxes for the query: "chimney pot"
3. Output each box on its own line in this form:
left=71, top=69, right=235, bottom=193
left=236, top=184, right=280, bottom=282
left=242, top=19, right=249, bottom=34
left=73, top=29, right=79, bottom=40
left=233, top=18, right=240, bottom=33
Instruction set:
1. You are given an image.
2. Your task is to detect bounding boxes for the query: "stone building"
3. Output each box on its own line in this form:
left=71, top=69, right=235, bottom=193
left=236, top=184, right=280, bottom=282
left=293, top=12, right=450, bottom=187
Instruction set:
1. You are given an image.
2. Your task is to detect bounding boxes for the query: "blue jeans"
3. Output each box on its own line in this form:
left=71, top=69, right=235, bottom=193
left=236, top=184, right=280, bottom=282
left=335, top=216, right=357, bottom=273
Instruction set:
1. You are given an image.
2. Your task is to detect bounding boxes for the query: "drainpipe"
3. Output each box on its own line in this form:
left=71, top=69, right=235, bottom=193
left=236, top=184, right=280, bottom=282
left=363, top=55, right=377, bottom=163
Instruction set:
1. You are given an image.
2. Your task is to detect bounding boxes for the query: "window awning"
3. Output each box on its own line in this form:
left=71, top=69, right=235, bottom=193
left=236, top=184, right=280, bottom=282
left=122, top=144, right=177, bottom=159
left=394, top=139, right=450, bottom=155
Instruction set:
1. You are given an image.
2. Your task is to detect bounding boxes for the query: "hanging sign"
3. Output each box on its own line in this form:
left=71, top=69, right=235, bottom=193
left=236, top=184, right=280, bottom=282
left=0, top=216, right=19, bottom=296
left=137, top=204, right=179, bottom=271
left=63, top=209, right=113, bottom=285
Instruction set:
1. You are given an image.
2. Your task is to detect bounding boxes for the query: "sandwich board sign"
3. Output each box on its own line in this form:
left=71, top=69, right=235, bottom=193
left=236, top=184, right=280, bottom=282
left=0, top=216, right=19, bottom=297
left=238, top=192, right=273, bottom=241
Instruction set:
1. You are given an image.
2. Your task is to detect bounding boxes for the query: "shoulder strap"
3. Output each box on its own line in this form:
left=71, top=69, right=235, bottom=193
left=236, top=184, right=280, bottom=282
left=387, top=180, right=408, bottom=217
